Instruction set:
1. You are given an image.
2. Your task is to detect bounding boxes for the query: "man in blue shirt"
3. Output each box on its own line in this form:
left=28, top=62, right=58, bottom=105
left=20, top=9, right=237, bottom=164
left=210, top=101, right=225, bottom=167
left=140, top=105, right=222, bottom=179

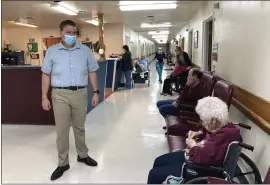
left=155, top=47, right=166, bottom=83
left=41, top=20, right=99, bottom=181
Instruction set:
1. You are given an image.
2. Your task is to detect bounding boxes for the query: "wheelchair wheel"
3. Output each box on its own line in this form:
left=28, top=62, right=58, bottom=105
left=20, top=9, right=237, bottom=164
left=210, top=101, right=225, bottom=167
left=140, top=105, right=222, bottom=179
left=234, top=153, right=262, bottom=184
left=185, top=177, right=209, bottom=184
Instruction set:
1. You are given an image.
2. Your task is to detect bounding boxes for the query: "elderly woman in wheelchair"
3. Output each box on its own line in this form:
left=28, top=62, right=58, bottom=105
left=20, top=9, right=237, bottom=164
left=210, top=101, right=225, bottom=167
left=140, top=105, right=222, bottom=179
left=147, top=97, right=244, bottom=184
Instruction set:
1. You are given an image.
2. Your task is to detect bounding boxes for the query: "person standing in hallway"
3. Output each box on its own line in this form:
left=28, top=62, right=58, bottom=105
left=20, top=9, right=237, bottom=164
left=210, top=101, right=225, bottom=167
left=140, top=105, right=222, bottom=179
left=155, top=47, right=166, bottom=84
left=119, top=45, right=133, bottom=89
left=41, top=20, right=100, bottom=181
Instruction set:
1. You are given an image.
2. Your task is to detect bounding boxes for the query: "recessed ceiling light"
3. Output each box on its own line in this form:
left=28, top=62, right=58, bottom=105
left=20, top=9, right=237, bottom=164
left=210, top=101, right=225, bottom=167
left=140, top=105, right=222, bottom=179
left=120, top=3, right=177, bottom=11
left=50, top=2, right=78, bottom=16
left=85, top=19, right=107, bottom=26
left=119, top=1, right=177, bottom=6
left=141, top=22, right=171, bottom=28
left=10, top=18, right=38, bottom=28
left=152, top=35, right=168, bottom=39
left=13, top=22, right=38, bottom=28
left=85, top=19, right=99, bottom=26
left=148, top=30, right=170, bottom=35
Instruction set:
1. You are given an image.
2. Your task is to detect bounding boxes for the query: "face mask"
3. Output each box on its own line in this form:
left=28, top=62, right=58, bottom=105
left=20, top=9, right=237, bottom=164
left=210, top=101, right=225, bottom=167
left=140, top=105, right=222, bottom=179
left=63, top=35, right=76, bottom=46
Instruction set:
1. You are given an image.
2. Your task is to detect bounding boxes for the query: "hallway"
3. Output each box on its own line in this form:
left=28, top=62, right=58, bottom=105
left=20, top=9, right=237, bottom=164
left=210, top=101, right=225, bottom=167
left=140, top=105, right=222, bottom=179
left=2, top=63, right=171, bottom=183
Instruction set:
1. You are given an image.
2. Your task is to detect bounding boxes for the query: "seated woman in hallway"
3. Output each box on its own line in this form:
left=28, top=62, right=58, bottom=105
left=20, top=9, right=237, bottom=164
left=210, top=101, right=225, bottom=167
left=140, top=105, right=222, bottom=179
left=133, top=60, right=146, bottom=73
left=161, top=59, right=190, bottom=95
left=157, top=68, right=207, bottom=118
left=139, top=55, right=148, bottom=71
left=175, top=46, right=192, bottom=67
left=170, top=57, right=190, bottom=79
left=148, top=97, right=241, bottom=184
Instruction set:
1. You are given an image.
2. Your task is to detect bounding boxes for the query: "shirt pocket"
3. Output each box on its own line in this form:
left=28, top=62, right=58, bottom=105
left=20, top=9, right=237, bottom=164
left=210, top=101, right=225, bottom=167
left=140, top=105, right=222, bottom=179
left=51, top=56, right=64, bottom=75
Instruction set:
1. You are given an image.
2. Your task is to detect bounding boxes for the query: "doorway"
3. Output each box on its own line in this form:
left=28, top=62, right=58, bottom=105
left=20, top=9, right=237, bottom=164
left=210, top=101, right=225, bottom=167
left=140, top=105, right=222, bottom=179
left=202, top=16, right=214, bottom=71
left=180, top=37, right=185, bottom=50
left=43, top=37, right=62, bottom=49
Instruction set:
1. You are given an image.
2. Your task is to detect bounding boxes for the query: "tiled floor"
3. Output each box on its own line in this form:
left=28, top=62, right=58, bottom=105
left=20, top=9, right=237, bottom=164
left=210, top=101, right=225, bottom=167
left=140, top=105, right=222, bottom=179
left=2, top=63, right=173, bottom=183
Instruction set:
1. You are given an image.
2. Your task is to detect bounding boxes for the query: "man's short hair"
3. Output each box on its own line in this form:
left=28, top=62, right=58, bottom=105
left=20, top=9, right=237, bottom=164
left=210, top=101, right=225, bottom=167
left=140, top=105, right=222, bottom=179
left=59, top=20, right=76, bottom=31
left=191, top=69, right=203, bottom=79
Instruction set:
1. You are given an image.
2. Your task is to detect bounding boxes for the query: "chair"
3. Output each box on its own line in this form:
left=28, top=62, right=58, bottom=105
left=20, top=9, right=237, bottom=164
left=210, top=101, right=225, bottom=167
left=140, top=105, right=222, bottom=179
left=213, top=80, right=234, bottom=109
left=181, top=141, right=253, bottom=183
left=201, top=72, right=217, bottom=96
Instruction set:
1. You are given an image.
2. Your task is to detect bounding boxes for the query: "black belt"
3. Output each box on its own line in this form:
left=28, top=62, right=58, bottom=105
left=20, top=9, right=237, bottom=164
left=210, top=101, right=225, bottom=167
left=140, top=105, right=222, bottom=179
left=53, top=86, right=86, bottom=91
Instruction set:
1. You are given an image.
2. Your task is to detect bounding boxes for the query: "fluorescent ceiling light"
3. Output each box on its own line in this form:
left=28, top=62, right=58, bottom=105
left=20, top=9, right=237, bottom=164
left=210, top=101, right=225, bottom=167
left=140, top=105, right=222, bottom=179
left=120, top=3, right=177, bottom=11
left=119, top=1, right=177, bottom=6
left=141, top=22, right=171, bottom=28
left=85, top=19, right=107, bottom=26
left=51, top=2, right=78, bottom=15
left=155, top=40, right=167, bottom=43
left=148, top=30, right=170, bottom=35
left=86, top=19, right=99, bottom=26
left=152, top=35, right=168, bottom=39
left=12, top=22, right=38, bottom=28
left=155, top=38, right=168, bottom=42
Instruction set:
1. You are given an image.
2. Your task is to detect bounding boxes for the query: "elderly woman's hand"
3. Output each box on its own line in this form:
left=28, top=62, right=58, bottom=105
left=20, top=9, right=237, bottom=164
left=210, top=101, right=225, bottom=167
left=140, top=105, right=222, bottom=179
left=186, top=138, right=197, bottom=148
left=187, top=130, right=203, bottom=139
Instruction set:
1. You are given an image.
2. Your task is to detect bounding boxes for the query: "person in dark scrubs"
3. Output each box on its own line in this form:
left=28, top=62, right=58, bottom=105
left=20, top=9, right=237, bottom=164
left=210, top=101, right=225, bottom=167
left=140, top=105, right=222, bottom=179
left=155, top=47, right=166, bottom=84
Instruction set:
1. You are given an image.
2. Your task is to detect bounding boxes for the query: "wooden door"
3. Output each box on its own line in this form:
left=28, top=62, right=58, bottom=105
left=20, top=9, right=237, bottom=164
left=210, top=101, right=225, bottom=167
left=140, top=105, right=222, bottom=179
left=181, top=37, right=185, bottom=50
left=44, top=37, right=62, bottom=48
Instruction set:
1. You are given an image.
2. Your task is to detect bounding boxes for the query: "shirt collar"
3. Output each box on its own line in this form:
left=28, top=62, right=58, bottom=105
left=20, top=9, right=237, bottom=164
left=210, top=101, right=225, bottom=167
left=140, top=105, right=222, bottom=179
left=58, top=42, right=80, bottom=50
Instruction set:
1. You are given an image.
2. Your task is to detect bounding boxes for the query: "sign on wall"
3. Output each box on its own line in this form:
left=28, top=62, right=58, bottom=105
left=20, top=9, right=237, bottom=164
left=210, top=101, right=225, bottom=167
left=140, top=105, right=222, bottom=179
left=212, top=42, right=218, bottom=62
left=194, top=31, right=199, bottom=48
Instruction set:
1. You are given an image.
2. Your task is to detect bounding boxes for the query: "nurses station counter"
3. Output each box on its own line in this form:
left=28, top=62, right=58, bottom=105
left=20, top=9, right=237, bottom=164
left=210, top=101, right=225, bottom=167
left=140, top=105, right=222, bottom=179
left=1, top=60, right=108, bottom=125
left=106, top=58, right=122, bottom=91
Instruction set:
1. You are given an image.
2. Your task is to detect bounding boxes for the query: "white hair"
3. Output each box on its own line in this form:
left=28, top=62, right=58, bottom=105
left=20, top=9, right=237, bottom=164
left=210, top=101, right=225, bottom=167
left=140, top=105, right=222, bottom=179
left=195, top=96, right=229, bottom=127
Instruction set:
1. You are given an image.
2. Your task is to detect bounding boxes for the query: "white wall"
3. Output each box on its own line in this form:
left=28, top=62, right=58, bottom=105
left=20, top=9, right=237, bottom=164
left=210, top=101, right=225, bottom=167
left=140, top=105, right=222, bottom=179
left=123, top=25, right=155, bottom=61
left=2, top=27, right=56, bottom=65
left=175, top=1, right=270, bottom=179
left=2, top=23, right=124, bottom=65
left=175, top=1, right=214, bottom=67
left=80, top=23, right=124, bottom=58
left=229, top=106, right=270, bottom=180
left=2, top=27, right=8, bottom=47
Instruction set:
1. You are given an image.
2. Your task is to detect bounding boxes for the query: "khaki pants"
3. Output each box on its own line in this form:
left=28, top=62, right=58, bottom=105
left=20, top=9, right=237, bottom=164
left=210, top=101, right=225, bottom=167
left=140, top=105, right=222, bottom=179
left=52, top=88, right=89, bottom=166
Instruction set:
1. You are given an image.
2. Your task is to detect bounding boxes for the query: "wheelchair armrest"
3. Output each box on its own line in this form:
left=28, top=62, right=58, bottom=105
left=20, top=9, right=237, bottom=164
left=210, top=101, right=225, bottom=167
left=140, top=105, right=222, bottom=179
left=184, top=160, right=223, bottom=174
left=182, top=104, right=196, bottom=108
left=180, top=111, right=199, bottom=120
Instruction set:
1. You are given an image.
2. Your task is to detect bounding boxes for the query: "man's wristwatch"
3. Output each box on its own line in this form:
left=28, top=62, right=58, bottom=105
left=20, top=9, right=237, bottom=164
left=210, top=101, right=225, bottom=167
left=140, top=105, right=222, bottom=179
left=94, top=90, right=100, bottom=94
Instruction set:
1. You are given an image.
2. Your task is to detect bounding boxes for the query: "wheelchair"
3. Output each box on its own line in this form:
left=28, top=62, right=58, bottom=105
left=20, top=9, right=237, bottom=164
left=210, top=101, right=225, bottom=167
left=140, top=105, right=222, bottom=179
left=182, top=141, right=254, bottom=184
left=161, top=70, right=189, bottom=96
left=171, top=70, right=189, bottom=93
left=182, top=123, right=263, bottom=184
left=132, top=59, right=150, bottom=88
left=186, top=167, right=270, bottom=184
left=165, top=123, right=260, bottom=184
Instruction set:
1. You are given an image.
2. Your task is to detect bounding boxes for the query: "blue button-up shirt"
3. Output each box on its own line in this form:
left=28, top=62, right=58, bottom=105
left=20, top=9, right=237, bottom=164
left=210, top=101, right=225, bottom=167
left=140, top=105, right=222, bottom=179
left=41, top=42, right=99, bottom=87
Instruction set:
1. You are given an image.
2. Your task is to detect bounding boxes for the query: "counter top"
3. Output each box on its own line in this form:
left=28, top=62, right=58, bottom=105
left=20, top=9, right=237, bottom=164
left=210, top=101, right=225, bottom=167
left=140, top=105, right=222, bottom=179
left=2, top=65, right=41, bottom=70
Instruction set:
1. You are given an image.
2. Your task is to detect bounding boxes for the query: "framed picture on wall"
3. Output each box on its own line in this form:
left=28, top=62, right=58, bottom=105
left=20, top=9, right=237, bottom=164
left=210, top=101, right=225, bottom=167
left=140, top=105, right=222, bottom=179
left=194, top=31, right=198, bottom=48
